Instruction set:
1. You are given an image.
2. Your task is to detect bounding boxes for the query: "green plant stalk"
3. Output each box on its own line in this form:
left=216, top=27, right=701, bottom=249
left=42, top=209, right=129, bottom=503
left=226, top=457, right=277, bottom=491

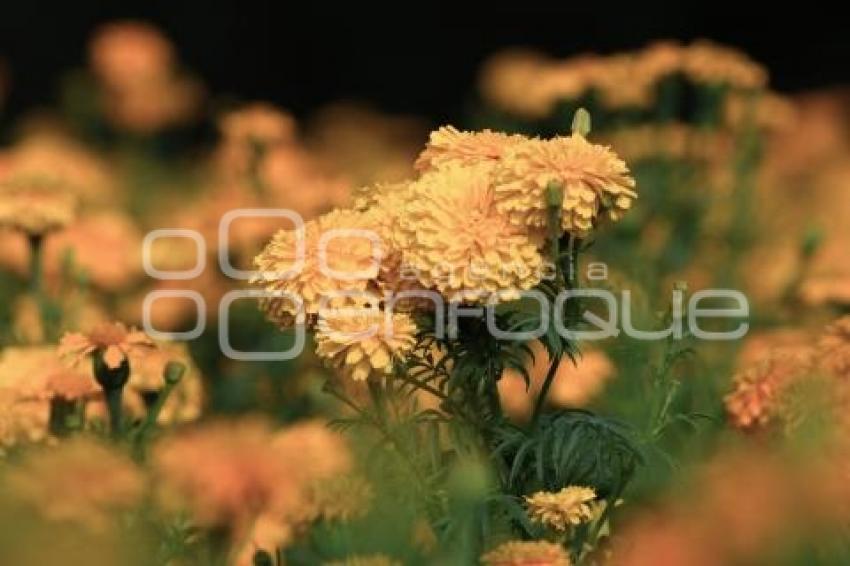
left=28, top=233, right=52, bottom=341
left=133, top=361, right=186, bottom=453
left=105, top=386, right=124, bottom=440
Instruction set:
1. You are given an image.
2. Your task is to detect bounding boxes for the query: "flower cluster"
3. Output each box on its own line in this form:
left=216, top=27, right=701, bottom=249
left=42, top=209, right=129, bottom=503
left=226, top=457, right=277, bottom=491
left=253, top=124, right=636, bottom=381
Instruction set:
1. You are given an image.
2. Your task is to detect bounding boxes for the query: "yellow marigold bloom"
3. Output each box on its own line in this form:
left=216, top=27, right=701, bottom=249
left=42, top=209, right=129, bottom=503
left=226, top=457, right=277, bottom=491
left=59, top=321, right=157, bottom=370
left=818, top=316, right=850, bottom=378
left=494, top=134, right=636, bottom=237
left=253, top=208, right=383, bottom=326
left=481, top=540, right=571, bottom=566
left=315, top=304, right=417, bottom=382
left=6, top=438, right=144, bottom=531
left=325, top=555, right=402, bottom=566
left=219, top=102, right=297, bottom=146
left=525, top=486, right=599, bottom=531
left=682, top=40, right=767, bottom=90
left=0, top=178, right=77, bottom=235
left=398, top=164, right=543, bottom=302
left=414, top=125, right=526, bottom=172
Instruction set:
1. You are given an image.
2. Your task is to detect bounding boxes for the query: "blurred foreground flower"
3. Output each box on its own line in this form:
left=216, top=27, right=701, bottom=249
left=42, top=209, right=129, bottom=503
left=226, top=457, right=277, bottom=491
left=481, top=540, right=572, bottom=566
left=5, top=438, right=144, bottom=531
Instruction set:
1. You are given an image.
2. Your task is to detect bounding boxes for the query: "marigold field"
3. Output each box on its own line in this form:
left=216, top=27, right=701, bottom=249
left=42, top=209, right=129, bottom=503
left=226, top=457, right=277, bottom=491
left=2, top=17, right=850, bottom=566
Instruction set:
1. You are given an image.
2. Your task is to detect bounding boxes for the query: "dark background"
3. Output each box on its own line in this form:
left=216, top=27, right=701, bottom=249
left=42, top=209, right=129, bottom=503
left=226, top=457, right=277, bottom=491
left=0, top=2, right=847, bottom=124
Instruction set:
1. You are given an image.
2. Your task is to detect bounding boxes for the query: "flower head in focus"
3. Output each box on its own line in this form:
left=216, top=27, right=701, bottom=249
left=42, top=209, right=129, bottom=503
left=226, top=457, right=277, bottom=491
left=58, top=321, right=156, bottom=370
left=494, top=134, right=636, bottom=236
left=414, top=125, right=526, bottom=172
left=252, top=208, right=383, bottom=326
left=481, top=540, right=572, bottom=566
left=6, top=438, right=144, bottom=531
left=398, top=163, right=543, bottom=302
left=315, top=303, right=417, bottom=382
left=525, top=486, right=599, bottom=531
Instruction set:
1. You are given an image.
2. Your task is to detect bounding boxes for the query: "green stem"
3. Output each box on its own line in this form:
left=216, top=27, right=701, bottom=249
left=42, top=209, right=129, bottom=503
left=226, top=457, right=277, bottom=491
left=28, top=233, right=53, bottom=342
left=105, top=387, right=123, bottom=440
left=530, top=356, right=560, bottom=429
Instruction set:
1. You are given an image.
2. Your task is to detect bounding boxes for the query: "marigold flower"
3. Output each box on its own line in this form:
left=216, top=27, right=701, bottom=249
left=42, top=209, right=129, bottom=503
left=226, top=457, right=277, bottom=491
left=494, top=134, right=636, bottom=237
left=481, top=540, right=571, bottom=566
left=414, top=126, right=526, bottom=172
left=2, top=132, right=116, bottom=205
left=398, top=163, right=544, bottom=302
left=44, top=370, right=99, bottom=401
left=253, top=208, right=384, bottom=326
left=724, top=351, right=812, bottom=429
left=6, top=438, right=144, bottom=531
left=525, top=486, right=599, bottom=531
left=88, top=341, right=203, bottom=424
left=58, top=321, right=156, bottom=370
left=682, top=40, right=767, bottom=90
left=43, top=211, right=143, bottom=291
left=478, top=49, right=568, bottom=119
left=0, top=178, right=77, bottom=235
left=153, top=419, right=350, bottom=536
left=219, top=103, right=297, bottom=147
left=89, top=21, right=174, bottom=89
left=315, top=303, right=417, bottom=382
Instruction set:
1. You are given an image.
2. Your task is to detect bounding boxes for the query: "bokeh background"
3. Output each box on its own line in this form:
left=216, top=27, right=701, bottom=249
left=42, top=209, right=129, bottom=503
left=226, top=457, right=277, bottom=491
left=2, top=2, right=848, bottom=123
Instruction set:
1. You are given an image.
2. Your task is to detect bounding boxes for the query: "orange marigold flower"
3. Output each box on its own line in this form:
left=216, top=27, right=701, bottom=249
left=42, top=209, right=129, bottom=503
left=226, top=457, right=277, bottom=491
left=494, top=134, right=636, bottom=237
left=44, top=370, right=99, bottom=401
left=481, top=540, right=571, bottom=566
left=315, top=303, right=417, bottom=382
left=89, top=21, right=174, bottom=89
left=252, top=208, right=384, bottom=326
left=414, top=125, right=526, bottom=172
left=0, top=178, right=77, bottom=235
left=58, top=321, right=156, bottom=370
left=219, top=103, right=297, bottom=147
left=153, top=419, right=350, bottom=536
left=6, top=438, right=144, bottom=531
left=398, top=163, right=543, bottom=302
left=682, top=40, right=767, bottom=90
left=724, top=352, right=812, bottom=429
